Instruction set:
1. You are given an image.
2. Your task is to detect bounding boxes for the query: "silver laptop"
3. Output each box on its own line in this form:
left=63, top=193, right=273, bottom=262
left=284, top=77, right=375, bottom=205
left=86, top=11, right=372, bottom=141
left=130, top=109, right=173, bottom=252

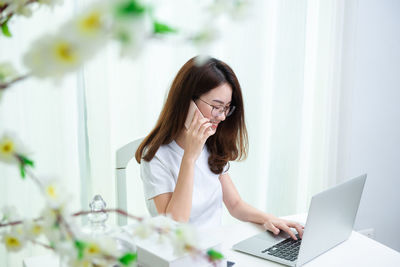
left=232, top=174, right=367, bottom=266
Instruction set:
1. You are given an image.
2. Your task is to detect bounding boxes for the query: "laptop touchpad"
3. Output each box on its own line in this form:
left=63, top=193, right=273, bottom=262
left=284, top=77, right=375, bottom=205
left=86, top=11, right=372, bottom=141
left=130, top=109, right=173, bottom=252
left=256, top=230, right=290, bottom=243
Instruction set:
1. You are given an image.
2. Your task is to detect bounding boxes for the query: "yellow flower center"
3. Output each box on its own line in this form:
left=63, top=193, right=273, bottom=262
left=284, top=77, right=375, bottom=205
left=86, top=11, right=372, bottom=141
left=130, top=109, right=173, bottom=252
left=53, top=42, right=77, bottom=64
left=1, top=140, right=14, bottom=155
left=46, top=185, right=57, bottom=199
left=85, top=243, right=101, bottom=256
left=5, top=236, right=21, bottom=248
left=79, top=11, right=102, bottom=34
left=32, top=224, right=43, bottom=235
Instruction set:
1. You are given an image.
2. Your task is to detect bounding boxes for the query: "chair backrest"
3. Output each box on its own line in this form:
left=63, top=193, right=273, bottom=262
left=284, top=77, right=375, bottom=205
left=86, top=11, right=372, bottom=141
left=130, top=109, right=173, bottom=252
left=115, top=137, right=144, bottom=226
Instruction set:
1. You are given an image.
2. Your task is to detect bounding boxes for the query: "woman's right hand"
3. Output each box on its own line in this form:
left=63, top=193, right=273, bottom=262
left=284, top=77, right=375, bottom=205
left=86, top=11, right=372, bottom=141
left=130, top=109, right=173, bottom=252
left=183, top=110, right=213, bottom=162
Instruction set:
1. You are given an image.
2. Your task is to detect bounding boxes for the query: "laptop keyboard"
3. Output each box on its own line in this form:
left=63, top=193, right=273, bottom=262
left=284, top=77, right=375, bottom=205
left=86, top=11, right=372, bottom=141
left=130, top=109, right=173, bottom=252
left=261, top=234, right=301, bottom=262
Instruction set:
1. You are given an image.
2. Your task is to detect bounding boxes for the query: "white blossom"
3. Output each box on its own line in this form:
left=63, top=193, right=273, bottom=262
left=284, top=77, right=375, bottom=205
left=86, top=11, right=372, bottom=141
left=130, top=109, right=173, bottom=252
left=0, top=205, right=20, bottom=222
left=23, top=35, right=85, bottom=79
left=132, top=220, right=154, bottom=239
left=64, top=3, right=111, bottom=43
left=1, top=226, right=26, bottom=252
left=23, top=3, right=110, bottom=79
left=96, top=236, right=119, bottom=257
left=0, top=132, right=27, bottom=164
left=1, top=233, right=25, bottom=251
left=0, top=62, right=18, bottom=83
left=112, top=12, right=153, bottom=58
left=42, top=224, right=64, bottom=246
left=23, top=219, right=44, bottom=240
left=55, top=240, right=76, bottom=260
left=194, top=55, right=211, bottom=66
left=129, top=216, right=198, bottom=256
left=42, top=180, right=68, bottom=208
left=1, top=0, right=64, bottom=18
left=149, top=215, right=176, bottom=229
left=40, top=203, right=72, bottom=247
left=2, top=0, right=33, bottom=17
left=169, top=224, right=198, bottom=256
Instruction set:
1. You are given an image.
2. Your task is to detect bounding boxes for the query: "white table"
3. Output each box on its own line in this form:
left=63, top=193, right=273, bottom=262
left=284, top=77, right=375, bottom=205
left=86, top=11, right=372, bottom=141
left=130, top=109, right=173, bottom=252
left=218, top=214, right=400, bottom=267
left=23, top=214, right=400, bottom=267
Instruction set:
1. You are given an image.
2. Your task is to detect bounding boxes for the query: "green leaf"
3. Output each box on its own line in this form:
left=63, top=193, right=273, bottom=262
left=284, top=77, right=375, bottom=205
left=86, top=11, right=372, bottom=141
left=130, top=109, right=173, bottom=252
left=119, top=252, right=137, bottom=266
left=20, top=155, right=35, bottom=167
left=115, top=0, right=146, bottom=17
left=74, top=240, right=86, bottom=260
left=19, top=165, right=26, bottom=179
left=17, top=155, right=34, bottom=179
left=153, top=21, right=177, bottom=34
left=1, top=19, right=12, bottom=38
left=207, top=249, right=224, bottom=261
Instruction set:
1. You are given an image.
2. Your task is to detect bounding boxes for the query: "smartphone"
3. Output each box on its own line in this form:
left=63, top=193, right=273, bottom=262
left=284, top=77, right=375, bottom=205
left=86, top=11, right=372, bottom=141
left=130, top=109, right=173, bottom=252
left=184, top=100, right=204, bottom=129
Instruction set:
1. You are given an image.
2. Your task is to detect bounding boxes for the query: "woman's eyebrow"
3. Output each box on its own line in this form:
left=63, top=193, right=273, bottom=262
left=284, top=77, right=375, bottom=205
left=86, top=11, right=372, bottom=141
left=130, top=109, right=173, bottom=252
left=212, top=99, right=232, bottom=105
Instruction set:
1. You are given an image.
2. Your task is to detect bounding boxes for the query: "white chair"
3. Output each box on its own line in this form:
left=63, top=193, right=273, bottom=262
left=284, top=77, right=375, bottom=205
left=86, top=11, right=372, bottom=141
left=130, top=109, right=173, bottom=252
left=115, top=138, right=144, bottom=226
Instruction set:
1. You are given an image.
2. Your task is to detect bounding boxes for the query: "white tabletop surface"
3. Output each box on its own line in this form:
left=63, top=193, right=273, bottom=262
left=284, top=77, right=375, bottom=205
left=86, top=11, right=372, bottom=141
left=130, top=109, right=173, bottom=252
left=218, top=213, right=400, bottom=267
left=23, top=213, right=400, bottom=267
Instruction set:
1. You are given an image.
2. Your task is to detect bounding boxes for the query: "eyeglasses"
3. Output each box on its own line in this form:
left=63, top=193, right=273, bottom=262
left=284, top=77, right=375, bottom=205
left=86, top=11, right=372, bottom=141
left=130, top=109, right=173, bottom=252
left=198, top=98, right=236, bottom=117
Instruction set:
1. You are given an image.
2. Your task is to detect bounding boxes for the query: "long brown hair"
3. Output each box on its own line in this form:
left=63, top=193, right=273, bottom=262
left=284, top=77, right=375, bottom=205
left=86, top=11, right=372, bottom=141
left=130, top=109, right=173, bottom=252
left=135, top=56, right=248, bottom=174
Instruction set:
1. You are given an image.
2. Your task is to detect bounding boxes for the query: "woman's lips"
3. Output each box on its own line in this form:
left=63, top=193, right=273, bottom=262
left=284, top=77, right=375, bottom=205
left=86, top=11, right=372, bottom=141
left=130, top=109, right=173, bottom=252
left=211, top=122, right=219, bottom=129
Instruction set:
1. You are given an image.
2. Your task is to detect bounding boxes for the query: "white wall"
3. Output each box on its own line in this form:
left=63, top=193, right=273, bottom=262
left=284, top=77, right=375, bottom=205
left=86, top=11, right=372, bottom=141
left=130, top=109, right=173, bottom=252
left=338, top=0, right=400, bottom=252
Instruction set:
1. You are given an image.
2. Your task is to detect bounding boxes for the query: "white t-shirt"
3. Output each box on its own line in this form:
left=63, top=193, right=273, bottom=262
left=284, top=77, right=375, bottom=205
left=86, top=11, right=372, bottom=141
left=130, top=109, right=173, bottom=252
left=140, top=140, right=226, bottom=229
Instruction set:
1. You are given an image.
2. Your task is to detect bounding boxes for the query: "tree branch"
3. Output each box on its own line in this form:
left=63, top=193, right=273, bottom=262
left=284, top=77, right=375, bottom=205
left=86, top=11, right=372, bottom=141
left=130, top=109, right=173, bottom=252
left=72, top=208, right=144, bottom=222
left=0, top=74, right=30, bottom=90
left=31, top=240, right=54, bottom=250
left=0, top=0, right=38, bottom=24
left=0, top=209, right=143, bottom=228
left=0, top=216, right=42, bottom=228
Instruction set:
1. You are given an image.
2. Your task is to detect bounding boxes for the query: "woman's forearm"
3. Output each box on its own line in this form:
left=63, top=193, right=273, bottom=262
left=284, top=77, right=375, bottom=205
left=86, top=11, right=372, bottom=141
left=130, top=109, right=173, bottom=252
left=165, top=156, right=195, bottom=222
left=229, top=200, right=271, bottom=224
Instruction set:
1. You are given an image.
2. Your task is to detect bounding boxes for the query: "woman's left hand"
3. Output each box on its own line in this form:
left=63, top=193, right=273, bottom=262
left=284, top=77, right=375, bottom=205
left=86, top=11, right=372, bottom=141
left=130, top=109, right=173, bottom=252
left=263, top=215, right=304, bottom=240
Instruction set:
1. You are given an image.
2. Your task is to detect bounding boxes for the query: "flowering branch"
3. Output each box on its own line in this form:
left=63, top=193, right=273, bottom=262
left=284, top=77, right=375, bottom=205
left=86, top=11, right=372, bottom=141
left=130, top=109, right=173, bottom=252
left=0, top=219, right=24, bottom=228
left=0, top=74, right=30, bottom=90
left=0, top=216, right=42, bottom=228
left=0, top=0, right=57, bottom=37
left=31, top=239, right=53, bottom=250
left=0, top=209, right=145, bottom=229
left=72, top=208, right=143, bottom=222
left=1, top=206, right=225, bottom=265
left=0, top=0, right=251, bottom=92
left=57, top=213, right=75, bottom=239
left=0, top=0, right=38, bottom=16
left=0, top=133, right=35, bottom=179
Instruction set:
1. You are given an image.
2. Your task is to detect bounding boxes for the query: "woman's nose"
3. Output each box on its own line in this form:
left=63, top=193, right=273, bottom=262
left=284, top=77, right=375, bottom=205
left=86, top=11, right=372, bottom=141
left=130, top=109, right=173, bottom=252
left=216, top=112, right=226, bottom=121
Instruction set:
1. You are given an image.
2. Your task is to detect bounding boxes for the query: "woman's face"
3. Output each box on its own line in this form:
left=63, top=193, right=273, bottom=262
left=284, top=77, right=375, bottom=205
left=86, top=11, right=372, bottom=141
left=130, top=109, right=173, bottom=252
left=195, top=82, right=232, bottom=135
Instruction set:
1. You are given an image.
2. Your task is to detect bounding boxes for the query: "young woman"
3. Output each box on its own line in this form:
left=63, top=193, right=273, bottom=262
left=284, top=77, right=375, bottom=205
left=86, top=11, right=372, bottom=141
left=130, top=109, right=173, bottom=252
left=135, top=56, right=303, bottom=240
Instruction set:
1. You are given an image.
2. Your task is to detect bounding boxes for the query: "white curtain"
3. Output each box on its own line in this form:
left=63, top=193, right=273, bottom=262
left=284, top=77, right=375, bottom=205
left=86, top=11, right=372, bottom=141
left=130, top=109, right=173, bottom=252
left=0, top=0, right=346, bottom=264
left=84, top=0, right=346, bottom=223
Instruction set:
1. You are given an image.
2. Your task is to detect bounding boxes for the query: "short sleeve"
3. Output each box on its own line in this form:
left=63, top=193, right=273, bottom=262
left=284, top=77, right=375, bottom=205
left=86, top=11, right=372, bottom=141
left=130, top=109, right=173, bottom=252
left=140, top=156, right=176, bottom=200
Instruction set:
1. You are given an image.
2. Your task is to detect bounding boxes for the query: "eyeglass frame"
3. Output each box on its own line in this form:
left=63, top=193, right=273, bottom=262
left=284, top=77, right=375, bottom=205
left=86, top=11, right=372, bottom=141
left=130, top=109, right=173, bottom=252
left=197, top=98, right=236, bottom=117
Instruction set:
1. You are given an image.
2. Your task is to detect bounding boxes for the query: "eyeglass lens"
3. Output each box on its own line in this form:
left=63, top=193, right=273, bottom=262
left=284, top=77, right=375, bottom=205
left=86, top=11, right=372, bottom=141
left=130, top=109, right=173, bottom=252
left=212, top=105, right=235, bottom=117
